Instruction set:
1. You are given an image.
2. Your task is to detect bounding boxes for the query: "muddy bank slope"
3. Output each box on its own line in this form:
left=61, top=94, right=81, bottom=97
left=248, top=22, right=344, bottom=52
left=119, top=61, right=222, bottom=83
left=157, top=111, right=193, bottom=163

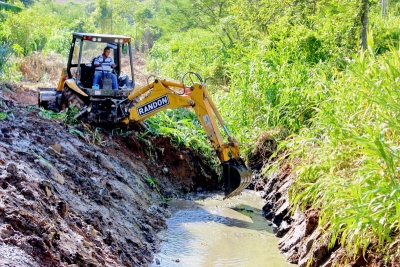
left=0, top=85, right=219, bottom=266
left=251, top=134, right=399, bottom=267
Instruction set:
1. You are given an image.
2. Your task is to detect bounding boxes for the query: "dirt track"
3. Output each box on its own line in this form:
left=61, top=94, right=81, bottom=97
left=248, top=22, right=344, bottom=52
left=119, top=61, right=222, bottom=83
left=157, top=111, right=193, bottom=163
left=0, top=85, right=219, bottom=266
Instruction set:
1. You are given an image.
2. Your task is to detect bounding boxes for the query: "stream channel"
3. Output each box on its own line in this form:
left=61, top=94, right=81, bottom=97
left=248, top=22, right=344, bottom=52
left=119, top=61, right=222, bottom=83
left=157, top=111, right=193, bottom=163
left=150, top=190, right=294, bottom=267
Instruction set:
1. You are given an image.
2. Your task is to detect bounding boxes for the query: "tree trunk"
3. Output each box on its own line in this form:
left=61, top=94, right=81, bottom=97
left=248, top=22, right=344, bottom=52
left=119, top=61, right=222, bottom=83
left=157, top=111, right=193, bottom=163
left=361, top=0, right=369, bottom=50
left=382, top=0, right=387, bottom=17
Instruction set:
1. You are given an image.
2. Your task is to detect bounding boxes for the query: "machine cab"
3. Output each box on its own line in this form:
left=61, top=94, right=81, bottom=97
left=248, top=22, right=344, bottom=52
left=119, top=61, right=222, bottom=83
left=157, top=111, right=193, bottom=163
left=67, top=33, right=135, bottom=91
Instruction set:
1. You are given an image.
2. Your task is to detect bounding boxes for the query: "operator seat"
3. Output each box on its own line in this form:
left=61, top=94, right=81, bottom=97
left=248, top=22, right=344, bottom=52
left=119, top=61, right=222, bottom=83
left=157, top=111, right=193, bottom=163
left=79, top=63, right=95, bottom=88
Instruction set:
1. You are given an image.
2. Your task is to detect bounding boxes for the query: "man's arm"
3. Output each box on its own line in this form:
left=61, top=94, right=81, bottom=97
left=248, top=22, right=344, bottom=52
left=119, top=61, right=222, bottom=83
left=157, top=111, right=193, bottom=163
left=110, top=58, right=116, bottom=68
left=94, top=56, right=102, bottom=67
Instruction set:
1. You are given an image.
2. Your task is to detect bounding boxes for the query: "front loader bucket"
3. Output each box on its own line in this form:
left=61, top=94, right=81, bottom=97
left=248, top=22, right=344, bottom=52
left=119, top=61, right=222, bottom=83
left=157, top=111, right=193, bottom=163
left=223, top=158, right=252, bottom=199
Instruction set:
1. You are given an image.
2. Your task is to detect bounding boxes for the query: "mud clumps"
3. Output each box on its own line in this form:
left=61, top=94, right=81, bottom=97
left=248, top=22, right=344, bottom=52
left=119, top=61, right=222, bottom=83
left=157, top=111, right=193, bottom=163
left=0, top=89, right=219, bottom=266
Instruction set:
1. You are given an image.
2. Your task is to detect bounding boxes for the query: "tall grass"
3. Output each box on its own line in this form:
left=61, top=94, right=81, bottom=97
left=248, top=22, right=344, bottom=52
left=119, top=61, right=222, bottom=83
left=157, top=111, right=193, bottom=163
left=147, top=19, right=353, bottom=149
left=285, top=48, right=400, bottom=258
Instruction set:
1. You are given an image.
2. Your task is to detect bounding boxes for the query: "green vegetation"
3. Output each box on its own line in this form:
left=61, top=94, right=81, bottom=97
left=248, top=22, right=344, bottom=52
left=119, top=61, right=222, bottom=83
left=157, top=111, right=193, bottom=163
left=38, top=105, right=79, bottom=124
left=0, top=98, right=12, bottom=119
left=287, top=49, right=400, bottom=258
left=0, top=111, right=8, bottom=119
left=1, top=0, right=400, bottom=264
left=38, top=107, right=65, bottom=120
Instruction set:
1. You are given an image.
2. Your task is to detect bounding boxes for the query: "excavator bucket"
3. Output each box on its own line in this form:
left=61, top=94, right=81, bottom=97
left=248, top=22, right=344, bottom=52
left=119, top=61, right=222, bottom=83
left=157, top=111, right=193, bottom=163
left=222, top=158, right=252, bottom=199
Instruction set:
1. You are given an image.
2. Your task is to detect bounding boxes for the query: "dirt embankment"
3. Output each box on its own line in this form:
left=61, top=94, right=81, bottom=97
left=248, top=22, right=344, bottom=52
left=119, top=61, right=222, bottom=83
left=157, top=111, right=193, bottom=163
left=250, top=133, right=400, bottom=267
left=0, top=85, right=219, bottom=266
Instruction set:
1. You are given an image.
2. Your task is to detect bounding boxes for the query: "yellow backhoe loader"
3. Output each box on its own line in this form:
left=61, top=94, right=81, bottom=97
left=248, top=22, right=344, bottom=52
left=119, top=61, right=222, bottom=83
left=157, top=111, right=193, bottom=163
left=38, top=33, right=251, bottom=199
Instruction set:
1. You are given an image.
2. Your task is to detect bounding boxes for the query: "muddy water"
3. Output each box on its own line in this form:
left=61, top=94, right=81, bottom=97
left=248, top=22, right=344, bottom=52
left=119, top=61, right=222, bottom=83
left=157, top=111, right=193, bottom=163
left=150, top=190, right=294, bottom=267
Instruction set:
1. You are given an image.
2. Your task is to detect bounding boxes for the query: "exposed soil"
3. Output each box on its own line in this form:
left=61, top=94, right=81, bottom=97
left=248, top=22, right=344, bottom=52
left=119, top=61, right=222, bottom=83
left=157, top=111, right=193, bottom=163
left=251, top=133, right=400, bottom=267
left=0, top=84, right=219, bottom=266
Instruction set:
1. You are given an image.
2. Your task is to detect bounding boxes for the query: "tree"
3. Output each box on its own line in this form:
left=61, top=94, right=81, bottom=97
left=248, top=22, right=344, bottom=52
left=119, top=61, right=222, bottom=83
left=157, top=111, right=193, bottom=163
left=91, top=0, right=112, bottom=34
left=360, top=0, right=370, bottom=50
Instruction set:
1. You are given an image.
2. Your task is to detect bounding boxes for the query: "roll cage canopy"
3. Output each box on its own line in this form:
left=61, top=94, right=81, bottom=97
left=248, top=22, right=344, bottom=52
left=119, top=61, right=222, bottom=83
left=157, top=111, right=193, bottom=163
left=67, top=32, right=135, bottom=89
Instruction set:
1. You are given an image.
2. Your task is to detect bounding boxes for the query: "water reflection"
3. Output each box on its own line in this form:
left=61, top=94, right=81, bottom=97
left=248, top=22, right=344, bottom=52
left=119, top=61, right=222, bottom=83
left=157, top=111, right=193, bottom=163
left=150, top=190, right=294, bottom=267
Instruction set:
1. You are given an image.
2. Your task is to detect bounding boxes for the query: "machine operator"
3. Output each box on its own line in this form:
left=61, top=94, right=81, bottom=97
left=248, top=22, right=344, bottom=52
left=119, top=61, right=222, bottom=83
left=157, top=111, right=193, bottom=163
left=92, top=47, right=118, bottom=90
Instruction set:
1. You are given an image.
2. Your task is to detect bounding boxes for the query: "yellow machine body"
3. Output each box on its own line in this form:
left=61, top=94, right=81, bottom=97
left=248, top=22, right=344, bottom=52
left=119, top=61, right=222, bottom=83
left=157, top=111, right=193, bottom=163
left=123, top=78, right=252, bottom=199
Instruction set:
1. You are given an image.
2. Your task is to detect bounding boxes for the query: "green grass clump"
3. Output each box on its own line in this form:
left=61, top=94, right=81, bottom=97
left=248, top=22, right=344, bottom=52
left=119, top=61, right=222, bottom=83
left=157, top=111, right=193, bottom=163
left=38, top=108, right=65, bottom=120
left=0, top=110, right=11, bottom=120
left=38, top=105, right=80, bottom=125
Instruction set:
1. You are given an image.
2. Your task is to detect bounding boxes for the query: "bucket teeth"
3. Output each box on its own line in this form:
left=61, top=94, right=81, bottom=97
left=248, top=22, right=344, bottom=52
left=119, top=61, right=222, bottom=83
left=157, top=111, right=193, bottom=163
left=222, top=158, right=252, bottom=200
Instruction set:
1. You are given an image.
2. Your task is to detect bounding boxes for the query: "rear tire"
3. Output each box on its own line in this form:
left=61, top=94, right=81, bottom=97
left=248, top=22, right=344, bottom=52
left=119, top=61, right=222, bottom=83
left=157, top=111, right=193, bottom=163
left=61, top=86, right=85, bottom=111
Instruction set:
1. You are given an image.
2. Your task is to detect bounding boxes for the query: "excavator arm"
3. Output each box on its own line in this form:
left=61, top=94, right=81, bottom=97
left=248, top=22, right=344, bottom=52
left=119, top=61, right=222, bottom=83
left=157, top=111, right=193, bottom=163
left=122, top=76, right=252, bottom=199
